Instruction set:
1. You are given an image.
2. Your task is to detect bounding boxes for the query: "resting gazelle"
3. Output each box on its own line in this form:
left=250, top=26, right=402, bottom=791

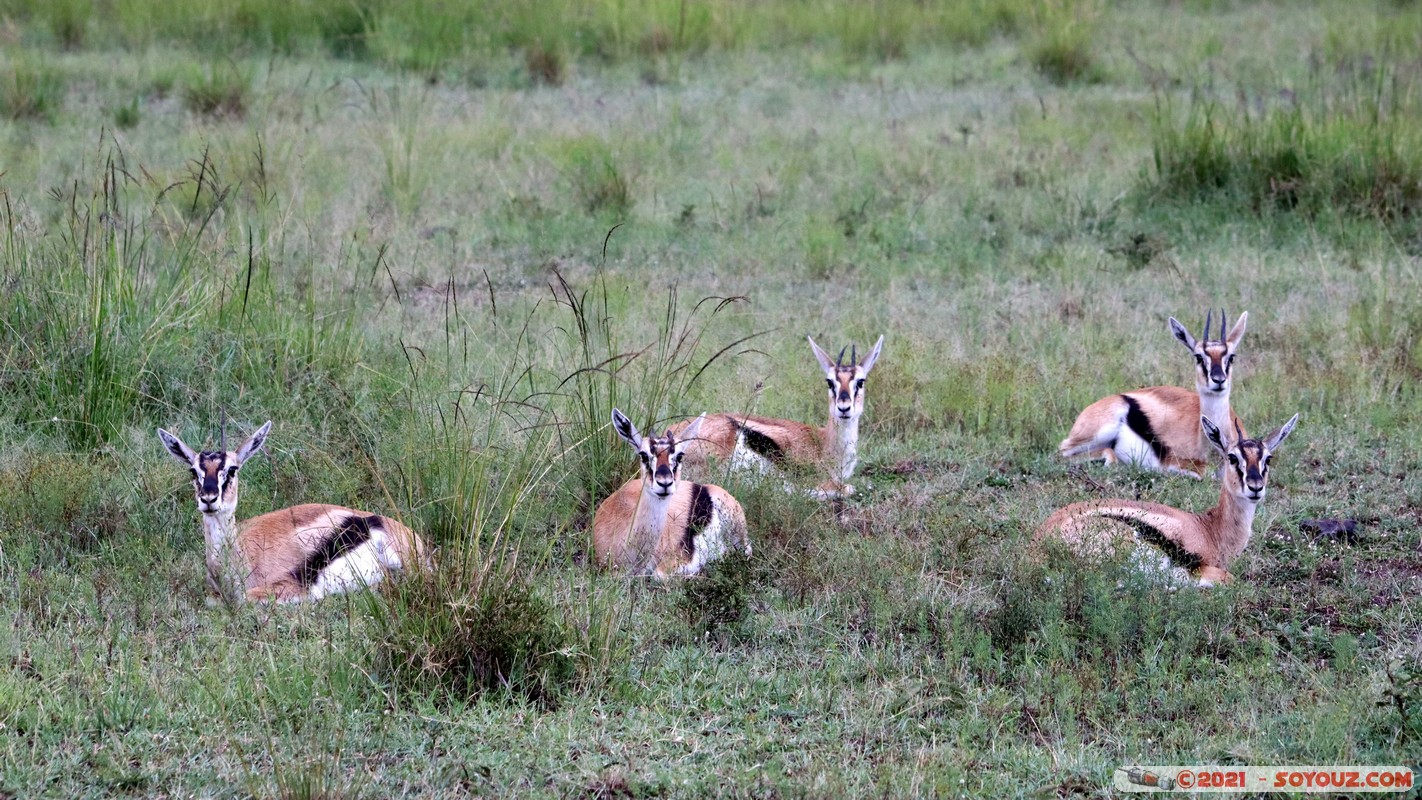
left=674, top=335, right=884, bottom=498
left=592, top=409, right=751, bottom=579
left=1059, top=311, right=1247, bottom=477
left=1037, top=413, right=1298, bottom=587
left=158, top=421, right=427, bottom=605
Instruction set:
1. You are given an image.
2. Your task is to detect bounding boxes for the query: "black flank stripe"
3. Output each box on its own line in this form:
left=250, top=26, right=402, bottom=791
left=291, top=514, right=380, bottom=587
left=682, top=484, right=715, bottom=558
left=1100, top=512, right=1203, bottom=572
left=1121, top=395, right=1170, bottom=463
left=733, top=418, right=785, bottom=464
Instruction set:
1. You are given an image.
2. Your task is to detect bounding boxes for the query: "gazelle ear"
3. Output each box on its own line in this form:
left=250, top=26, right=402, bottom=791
left=158, top=428, right=197, bottom=465
left=679, top=413, right=706, bottom=443
left=610, top=408, right=641, bottom=449
left=1263, top=413, right=1299, bottom=451
left=1168, top=317, right=1197, bottom=351
left=807, top=336, right=836, bottom=374
left=234, top=421, right=271, bottom=465
left=860, top=335, right=885, bottom=374
left=1225, top=311, right=1249, bottom=348
left=1201, top=416, right=1229, bottom=455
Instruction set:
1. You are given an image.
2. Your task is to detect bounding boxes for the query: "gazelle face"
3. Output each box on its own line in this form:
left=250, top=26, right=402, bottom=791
left=612, top=409, right=698, bottom=500
left=1170, top=310, right=1247, bottom=396
left=1203, top=414, right=1298, bottom=504
left=809, top=335, right=884, bottom=424
left=158, top=421, right=271, bottom=516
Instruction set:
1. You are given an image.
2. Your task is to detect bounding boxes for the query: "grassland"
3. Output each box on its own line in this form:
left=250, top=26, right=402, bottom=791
left=1, top=0, right=1421, bottom=796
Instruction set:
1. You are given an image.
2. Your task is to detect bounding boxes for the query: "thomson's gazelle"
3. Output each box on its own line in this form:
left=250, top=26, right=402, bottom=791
left=158, top=421, right=427, bottom=605
left=1037, top=413, right=1298, bottom=587
left=592, top=410, right=751, bottom=579
left=1059, top=311, right=1247, bottom=477
left=675, top=335, right=885, bottom=498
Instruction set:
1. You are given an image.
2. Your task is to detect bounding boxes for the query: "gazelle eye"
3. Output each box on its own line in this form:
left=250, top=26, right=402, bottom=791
left=826, top=379, right=835, bottom=389
left=1194, top=354, right=1204, bottom=363
left=1227, top=454, right=1239, bottom=465
left=638, top=453, right=651, bottom=464
left=856, top=379, right=866, bottom=389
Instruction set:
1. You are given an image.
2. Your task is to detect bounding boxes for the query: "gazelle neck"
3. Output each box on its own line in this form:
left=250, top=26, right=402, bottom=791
left=1198, top=387, right=1232, bottom=433
left=1200, top=484, right=1258, bottom=565
left=202, top=509, right=247, bottom=602
left=822, top=412, right=860, bottom=482
left=632, top=484, right=673, bottom=536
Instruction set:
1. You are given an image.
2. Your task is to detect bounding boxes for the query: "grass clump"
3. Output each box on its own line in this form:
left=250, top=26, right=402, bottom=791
left=0, top=58, right=64, bottom=121
left=676, top=550, right=754, bottom=641
left=1024, top=0, right=1103, bottom=85
left=182, top=62, right=251, bottom=118
left=564, top=139, right=634, bottom=217
left=368, top=567, right=577, bottom=707
left=1145, top=65, right=1422, bottom=236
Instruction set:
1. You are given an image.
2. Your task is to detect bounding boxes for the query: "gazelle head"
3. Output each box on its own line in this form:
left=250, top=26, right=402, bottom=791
left=1169, top=310, right=1247, bottom=396
left=612, top=409, right=702, bottom=500
left=158, top=421, right=271, bottom=516
left=808, top=335, right=885, bottom=424
left=1203, top=413, right=1299, bottom=504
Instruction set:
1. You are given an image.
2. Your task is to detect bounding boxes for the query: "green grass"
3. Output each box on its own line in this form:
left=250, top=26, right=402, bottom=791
left=2, top=0, right=1422, bottom=796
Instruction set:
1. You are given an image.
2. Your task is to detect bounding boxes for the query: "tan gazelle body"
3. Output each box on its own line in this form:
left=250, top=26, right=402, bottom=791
left=1039, top=414, right=1298, bottom=587
left=592, top=410, right=751, bottom=579
left=1060, top=311, right=1249, bottom=478
left=674, top=335, right=884, bottom=498
left=158, top=422, right=428, bottom=604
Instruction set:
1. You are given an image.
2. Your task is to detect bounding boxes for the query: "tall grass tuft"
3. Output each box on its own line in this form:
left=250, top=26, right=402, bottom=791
left=182, top=62, right=251, bottom=119
left=563, top=139, right=634, bottom=217
left=1024, top=0, right=1102, bottom=85
left=0, top=57, right=65, bottom=121
left=548, top=271, right=757, bottom=513
left=1145, top=64, right=1422, bottom=235
left=366, top=566, right=579, bottom=707
left=364, top=277, right=637, bottom=708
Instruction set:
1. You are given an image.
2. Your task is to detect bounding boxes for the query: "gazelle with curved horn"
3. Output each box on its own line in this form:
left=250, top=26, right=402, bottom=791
left=673, top=335, right=885, bottom=498
left=1059, top=310, right=1248, bottom=477
left=158, top=421, right=428, bottom=604
left=593, top=410, right=751, bottom=579
left=1038, top=413, right=1299, bottom=587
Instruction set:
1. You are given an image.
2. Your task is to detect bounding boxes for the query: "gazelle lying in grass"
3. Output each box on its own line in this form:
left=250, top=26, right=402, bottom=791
left=1060, top=310, right=1248, bottom=478
left=158, top=421, right=427, bottom=605
left=674, top=335, right=885, bottom=498
left=593, top=409, right=750, bottom=579
left=1037, top=413, right=1298, bottom=587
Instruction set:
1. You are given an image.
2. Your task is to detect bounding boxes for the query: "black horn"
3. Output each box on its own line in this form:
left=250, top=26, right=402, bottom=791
left=1203, top=308, right=1213, bottom=342
left=1220, top=307, right=1227, bottom=340
left=851, top=344, right=857, bottom=365
left=220, top=408, right=227, bottom=452
left=836, top=346, right=847, bottom=368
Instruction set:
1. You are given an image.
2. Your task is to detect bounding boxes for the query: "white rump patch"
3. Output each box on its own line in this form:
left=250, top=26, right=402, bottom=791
left=675, top=502, right=750, bottom=577
left=1111, top=425, right=1164, bottom=470
left=1122, top=543, right=1193, bottom=591
left=306, top=532, right=392, bottom=601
